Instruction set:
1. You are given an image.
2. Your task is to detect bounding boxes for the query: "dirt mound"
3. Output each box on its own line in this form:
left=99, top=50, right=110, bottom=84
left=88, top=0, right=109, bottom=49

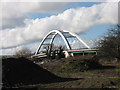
left=2, top=57, right=64, bottom=87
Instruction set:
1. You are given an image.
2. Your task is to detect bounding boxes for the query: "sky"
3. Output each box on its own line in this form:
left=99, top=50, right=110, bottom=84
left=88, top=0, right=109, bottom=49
left=0, top=1, right=118, bottom=55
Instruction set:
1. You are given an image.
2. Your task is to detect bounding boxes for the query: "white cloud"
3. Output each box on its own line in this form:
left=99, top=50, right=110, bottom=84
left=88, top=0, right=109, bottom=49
left=0, top=39, right=98, bottom=55
left=0, top=42, right=39, bottom=55
left=1, top=0, right=119, bottom=2
left=1, top=2, right=118, bottom=55
left=1, top=2, right=68, bottom=29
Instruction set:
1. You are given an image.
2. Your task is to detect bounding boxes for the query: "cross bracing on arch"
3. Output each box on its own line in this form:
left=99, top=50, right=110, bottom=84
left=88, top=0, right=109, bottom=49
left=35, top=30, right=90, bottom=55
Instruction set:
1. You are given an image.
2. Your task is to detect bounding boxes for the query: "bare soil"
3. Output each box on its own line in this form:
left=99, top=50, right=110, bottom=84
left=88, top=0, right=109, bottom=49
left=2, top=57, right=120, bottom=89
left=36, top=58, right=120, bottom=88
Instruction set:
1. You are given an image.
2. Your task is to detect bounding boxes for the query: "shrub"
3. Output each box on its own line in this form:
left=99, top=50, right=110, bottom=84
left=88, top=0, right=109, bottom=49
left=15, top=47, right=31, bottom=58
left=98, top=25, right=120, bottom=61
left=59, top=58, right=102, bottom=72
left=45, top=45, right=65, bottom=59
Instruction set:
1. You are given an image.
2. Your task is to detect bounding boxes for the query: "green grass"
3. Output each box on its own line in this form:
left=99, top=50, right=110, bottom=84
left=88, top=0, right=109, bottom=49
left=108, top=77, right=120, bottom=79
left=115, top=69, right=120, bottom=72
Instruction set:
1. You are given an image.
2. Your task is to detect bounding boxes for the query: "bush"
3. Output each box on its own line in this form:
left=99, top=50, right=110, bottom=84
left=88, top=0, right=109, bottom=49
left=59, top=58, right=102, bottom=72
left=45, top=45, right=65, bottom=59
left=15, top=47, right=31, bottom=58
left=98, top=25, right=120, bottom=61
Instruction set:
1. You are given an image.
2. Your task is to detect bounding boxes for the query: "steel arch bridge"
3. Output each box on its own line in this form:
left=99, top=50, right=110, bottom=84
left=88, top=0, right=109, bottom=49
left=35, top=30, right=90, bottom=56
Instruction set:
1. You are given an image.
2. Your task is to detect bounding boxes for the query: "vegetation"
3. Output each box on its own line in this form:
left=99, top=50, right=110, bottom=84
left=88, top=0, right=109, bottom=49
left=2, top=56, right=120, bottom=88
left=59, top=57, right=102, bottom=72
left=2, top=25, right=120, bottom=88
left=15, top=47, right=31, bottom=58
left=45, top=45, right=65, bottom=59
left=99, top=25, right=120, bottom=61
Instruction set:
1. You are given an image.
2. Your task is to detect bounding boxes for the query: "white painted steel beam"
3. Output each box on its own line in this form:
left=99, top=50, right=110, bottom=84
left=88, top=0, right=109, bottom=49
left=35, top=30, right=72, bottom=55
left=35, top=30, right=90, bottom=55
left=63, top=30, right=90, bottom=49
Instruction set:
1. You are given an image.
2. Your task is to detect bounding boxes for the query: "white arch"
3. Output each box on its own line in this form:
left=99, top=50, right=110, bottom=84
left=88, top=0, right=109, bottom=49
left=35, top=30, right=71, bottom=55
left=63, top=30, right=90, bottom=49
left=35, top=30, right=90, bottom=55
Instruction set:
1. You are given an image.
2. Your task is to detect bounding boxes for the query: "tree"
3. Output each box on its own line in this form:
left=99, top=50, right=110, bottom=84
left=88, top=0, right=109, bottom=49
left=44, top=44, right=65, bottom=59
left=55, top=45, right=65, bottom=59
left=99, top=25, right=120, bottom=60
left=15, top=47, right=31, bottom=58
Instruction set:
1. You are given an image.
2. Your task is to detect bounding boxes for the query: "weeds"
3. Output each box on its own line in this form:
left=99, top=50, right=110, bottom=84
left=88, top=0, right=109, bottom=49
left=115, top=69, right=120, bottom=72
left=59, top=58, right=102, bottom=72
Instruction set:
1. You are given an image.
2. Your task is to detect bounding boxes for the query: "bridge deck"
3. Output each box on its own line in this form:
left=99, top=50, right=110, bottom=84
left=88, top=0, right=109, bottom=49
left=67, top=49, right=99, bottom=52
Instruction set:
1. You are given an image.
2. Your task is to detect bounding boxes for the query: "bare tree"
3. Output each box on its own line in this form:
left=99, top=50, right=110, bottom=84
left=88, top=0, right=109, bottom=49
left=44, top=44, right=65, bottom=59
left=99, top=25, right=120, bottom=60
left=15, top=47, right=31, bottom=58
